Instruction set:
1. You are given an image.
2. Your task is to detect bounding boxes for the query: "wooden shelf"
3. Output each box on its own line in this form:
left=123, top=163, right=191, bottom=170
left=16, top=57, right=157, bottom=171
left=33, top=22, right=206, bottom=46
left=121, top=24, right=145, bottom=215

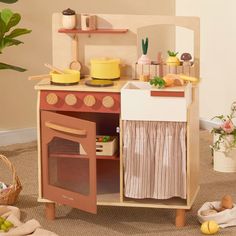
left=97, top=193, right=120, bottom=204
left=49, top=152, right=119, bottom=160
left=58, top=28, right=128, bottom=34
left=123, top=196, right=187, bottom=208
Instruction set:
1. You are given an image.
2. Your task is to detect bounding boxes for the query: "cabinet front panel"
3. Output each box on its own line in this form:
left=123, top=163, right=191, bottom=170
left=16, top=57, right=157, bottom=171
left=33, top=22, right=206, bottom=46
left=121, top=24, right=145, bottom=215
left=41, top=110, right=97, bottom=214
left=40, top=91, right=120, bottom=114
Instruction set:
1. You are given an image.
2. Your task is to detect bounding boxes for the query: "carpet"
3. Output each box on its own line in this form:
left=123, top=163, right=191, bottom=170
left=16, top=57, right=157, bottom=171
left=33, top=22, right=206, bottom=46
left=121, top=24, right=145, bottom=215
left=0, top=131, right=236, bottom=236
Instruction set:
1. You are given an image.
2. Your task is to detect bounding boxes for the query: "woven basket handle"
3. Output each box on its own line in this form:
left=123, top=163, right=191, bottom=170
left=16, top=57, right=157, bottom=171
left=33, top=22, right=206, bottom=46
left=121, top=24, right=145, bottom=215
left=0, top=154, right=20, bottom=187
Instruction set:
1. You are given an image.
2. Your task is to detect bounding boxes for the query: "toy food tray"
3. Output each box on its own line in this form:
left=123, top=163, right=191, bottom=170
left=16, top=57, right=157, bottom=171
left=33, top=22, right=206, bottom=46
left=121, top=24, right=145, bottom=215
left=80, top=136, right=118, bottom=156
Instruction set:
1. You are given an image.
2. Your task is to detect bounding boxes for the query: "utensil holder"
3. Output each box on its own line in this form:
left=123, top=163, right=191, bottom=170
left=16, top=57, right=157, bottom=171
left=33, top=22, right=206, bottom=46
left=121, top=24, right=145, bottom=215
left=81, top=14, right=96, bottom=31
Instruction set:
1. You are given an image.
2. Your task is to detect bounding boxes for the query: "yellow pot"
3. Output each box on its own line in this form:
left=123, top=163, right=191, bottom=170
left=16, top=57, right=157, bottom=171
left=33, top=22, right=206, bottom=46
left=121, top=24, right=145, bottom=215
left=50, top=69, right=80, bottom=85
left=90, top=58, right=120, bottom=80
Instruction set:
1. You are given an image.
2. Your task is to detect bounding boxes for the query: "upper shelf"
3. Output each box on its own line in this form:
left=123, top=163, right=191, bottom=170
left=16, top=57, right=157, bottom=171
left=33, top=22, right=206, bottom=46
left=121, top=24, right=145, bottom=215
left=58, top=28, right=128, bottom=34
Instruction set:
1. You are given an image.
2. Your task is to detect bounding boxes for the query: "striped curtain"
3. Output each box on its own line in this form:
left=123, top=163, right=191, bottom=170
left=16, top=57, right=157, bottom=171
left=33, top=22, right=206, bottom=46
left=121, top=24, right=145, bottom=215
left=123, top=120, right=187, bottom=199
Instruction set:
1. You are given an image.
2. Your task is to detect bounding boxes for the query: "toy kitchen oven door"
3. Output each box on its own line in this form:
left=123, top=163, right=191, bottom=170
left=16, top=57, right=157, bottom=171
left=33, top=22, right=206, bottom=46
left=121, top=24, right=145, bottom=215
left=40, top=109, right=120, bottom=214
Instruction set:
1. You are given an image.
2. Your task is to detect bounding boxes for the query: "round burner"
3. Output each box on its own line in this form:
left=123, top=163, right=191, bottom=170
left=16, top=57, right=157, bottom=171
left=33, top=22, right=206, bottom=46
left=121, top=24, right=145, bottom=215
left=51, top=81, right=79, bottom=86
left=85, top=79, right=114, bottom=87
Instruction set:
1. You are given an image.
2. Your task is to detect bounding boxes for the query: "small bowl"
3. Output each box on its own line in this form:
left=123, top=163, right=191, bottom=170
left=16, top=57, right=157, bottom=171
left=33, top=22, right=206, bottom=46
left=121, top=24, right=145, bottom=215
left=50, top=69, right=80, bottom=85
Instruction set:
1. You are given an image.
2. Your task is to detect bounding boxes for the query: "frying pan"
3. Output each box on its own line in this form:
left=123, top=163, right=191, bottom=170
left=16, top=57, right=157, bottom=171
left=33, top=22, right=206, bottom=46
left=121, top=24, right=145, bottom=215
left=29, top=64, right=80, bottom=85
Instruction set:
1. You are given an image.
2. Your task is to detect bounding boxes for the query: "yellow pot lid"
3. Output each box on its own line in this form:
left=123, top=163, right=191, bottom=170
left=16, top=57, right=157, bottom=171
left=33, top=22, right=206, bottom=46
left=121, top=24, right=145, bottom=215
left=90, top=58, right=120, bottom=64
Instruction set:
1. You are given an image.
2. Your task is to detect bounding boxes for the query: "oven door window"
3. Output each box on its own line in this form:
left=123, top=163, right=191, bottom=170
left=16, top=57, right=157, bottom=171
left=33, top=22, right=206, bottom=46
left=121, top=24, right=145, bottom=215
left=48, top=137, right=90, bottom=195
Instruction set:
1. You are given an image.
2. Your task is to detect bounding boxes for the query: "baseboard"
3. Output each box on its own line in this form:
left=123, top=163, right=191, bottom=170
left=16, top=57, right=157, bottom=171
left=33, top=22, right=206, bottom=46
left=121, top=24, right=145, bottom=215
left=200, top=118, right=220, bottom=131
left=0, top=127, right=37, bottom=146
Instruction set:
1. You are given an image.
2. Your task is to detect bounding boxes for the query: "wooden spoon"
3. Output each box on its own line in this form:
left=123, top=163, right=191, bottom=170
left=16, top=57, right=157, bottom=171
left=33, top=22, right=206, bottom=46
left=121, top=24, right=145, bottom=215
left=44, top=63, right=64, bottom=74
left=28, top=74, right=51, bottom=80
left=69, top=35, right=82, bottom=71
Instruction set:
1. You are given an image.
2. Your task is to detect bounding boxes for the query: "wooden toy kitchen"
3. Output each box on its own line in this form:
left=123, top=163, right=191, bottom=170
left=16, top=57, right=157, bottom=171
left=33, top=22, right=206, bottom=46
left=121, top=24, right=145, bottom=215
left=32, top=13, right=200, bottom=227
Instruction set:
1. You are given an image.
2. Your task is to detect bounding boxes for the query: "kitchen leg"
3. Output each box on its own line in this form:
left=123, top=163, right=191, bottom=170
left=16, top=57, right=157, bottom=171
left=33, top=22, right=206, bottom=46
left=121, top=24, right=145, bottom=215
left=175, top=209, right=186, bottom=227
left=45, top=202, right=56, bottom=220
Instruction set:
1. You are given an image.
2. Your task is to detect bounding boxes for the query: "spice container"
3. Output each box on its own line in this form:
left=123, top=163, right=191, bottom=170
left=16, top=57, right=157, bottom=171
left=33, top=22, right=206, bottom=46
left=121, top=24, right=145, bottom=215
left=62, top=8, right=76, bottom=29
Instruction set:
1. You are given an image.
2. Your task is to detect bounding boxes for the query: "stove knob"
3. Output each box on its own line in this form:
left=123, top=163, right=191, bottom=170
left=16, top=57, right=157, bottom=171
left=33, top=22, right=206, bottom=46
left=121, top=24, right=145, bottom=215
left=84, top=95, right=96, bottom=107
left=65, top=94, right=77, bottom=106
left=46, top=93, right=58, bottom=105
left=102, top=96, right=114, bottom=108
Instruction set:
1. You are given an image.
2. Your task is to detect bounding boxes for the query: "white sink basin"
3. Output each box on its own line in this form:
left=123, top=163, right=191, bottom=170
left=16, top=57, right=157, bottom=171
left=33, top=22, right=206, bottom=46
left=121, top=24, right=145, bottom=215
left=121, top=81, right=192, bottom=122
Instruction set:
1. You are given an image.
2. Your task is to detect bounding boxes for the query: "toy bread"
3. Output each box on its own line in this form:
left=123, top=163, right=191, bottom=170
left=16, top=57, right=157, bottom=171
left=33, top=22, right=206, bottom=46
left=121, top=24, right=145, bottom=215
left=200, top=209, right=218, bottom=216
left=220, top=195, right=233, bottom=211
left=163, top=74, right=184, bottom=87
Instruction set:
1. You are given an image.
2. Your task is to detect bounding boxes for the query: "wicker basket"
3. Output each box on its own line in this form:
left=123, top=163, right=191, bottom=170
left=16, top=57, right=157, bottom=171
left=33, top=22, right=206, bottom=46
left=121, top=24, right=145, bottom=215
left=0, top=154, right=22, bottom=205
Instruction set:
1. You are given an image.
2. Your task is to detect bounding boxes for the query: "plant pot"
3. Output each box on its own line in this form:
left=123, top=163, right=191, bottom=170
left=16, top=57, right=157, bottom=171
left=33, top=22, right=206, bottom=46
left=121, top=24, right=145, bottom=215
left=213, top=134, right=236, bottom=172
left=138, top=54, right=151, bottom=65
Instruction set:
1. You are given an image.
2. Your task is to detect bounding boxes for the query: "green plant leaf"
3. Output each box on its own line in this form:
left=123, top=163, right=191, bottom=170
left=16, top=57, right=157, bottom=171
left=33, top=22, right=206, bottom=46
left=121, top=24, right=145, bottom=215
left=0, top=62, right=26, bottom=71
left=0, top=37, right=23, bottom=52
left=211, top=115, right=225, bottom=121
left=0, top=0, right=18, bottom=3
left=0, top=16, right=7, bottom=40
left=5, top=12, right=21, bottom=33
left=1, top=8, right=13, bottom=26
left=6, top=28, right=31, bottom=38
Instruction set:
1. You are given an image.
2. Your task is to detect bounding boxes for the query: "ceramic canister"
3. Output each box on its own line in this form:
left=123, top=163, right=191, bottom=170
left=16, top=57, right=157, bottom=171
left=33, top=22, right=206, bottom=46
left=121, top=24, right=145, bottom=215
left=62, top=8, right=76, bottom=29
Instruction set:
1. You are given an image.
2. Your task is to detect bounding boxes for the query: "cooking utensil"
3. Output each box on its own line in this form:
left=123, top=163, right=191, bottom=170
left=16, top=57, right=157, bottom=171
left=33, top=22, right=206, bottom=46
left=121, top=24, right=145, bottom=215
left=69, top=35, right=82, bottom=71
left=90, top=58, right=120, bottom=80
left=50, top=69, right=80, bottom=85
left=29, top=69, right=80, bottom=85
left=44, top=63, right=64, bottom=74
left=28, top=74, right=50, bottom=80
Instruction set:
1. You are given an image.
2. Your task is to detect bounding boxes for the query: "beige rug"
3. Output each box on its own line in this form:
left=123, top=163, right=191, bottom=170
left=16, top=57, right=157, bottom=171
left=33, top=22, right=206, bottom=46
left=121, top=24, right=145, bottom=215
left=0, top=131, right=236, bottom=236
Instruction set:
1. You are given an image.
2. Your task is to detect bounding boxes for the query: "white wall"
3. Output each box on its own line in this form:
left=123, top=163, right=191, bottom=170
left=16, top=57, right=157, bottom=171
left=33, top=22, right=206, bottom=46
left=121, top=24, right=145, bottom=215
left=176, top=0, right=236, bottom=120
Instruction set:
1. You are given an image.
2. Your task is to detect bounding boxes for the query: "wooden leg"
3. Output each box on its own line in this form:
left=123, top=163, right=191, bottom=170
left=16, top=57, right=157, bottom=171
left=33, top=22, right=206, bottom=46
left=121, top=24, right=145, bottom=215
left=45, top=202, right=56, bottom=220
left=175, top=209, right=186, bottom=227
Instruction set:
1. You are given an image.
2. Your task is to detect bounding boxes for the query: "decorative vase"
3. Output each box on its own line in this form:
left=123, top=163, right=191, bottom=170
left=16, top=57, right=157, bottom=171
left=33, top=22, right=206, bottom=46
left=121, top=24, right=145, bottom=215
left=138, top=54, right=151, bottom=65
left=213, top=134, right=236, bottom=172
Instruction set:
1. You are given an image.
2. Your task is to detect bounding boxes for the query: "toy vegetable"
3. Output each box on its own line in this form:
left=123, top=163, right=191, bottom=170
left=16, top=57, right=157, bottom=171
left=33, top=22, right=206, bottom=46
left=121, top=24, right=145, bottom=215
left=149, top=75, right=184, bottom=89
left=166, top=50, right=180, bottom=66
left=200, top=221, right=219, bottom=235
left=181, top=53, right=192, bottom=66
left=149, top=76, right=166, bottom=88
left=138, top=37, right=151, bottom=65
left=0, top=217, right=14, bottom=232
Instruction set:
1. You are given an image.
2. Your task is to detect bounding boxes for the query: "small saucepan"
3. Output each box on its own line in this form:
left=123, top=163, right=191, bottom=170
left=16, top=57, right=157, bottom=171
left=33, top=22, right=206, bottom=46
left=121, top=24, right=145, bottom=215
left=29, top=67, right=80, bottom=86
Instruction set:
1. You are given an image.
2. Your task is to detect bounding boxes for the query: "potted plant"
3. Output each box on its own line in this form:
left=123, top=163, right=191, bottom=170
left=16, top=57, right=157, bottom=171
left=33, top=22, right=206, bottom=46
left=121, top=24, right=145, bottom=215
left=137, top=37, right=151, bottom=65
left=0, top=0, right=31, bottom=71
left=210, top=101, right=236, bottom=172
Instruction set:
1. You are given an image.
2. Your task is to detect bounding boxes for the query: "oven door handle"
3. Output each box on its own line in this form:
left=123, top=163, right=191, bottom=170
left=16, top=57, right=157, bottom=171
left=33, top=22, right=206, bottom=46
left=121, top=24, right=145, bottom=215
left=45, top=121, right=87, bottom=136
